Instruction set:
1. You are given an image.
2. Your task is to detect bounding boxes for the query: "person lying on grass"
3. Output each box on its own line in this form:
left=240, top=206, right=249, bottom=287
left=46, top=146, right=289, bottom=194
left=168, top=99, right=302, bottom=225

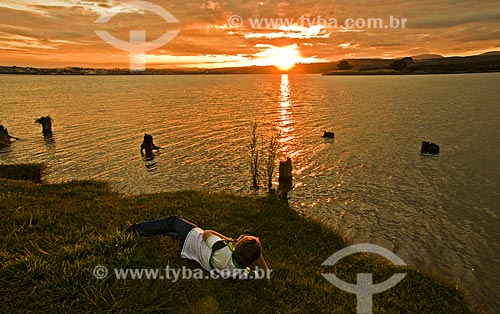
left=123, top=215, right=269, bottom=278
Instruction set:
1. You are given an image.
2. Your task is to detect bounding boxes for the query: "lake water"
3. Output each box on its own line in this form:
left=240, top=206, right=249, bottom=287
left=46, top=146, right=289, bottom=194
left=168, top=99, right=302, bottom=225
left=1, top=73, right=499, bottom=312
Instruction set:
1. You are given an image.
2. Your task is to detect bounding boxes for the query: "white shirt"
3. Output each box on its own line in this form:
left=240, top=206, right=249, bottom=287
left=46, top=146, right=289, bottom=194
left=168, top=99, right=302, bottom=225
left=180, top=228, right=246, bottom=278
left=180, top=228, right=232, bottom=270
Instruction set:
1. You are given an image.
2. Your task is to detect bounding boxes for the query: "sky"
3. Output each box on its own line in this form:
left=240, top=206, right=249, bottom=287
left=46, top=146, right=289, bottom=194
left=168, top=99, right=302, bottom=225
left=0, top=0, right=499, bottom=69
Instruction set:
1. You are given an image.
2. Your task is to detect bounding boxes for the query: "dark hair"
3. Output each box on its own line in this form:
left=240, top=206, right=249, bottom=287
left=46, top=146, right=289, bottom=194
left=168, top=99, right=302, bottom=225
left=233, top=237, right=261, bottom=268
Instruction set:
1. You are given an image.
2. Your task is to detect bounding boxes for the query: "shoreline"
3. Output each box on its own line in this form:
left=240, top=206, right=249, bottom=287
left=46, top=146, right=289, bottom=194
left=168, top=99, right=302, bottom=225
left=0, top=164, right=485, bottom=313
left=323, top=70, right=500, bottom=76
left=1, top=70, right=499, bottom=76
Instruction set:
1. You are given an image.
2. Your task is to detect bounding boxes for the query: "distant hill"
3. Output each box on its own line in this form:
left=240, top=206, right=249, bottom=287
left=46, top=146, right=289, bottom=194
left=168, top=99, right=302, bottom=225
left=413, top=53, right=500, bottom=66
left=323, top=52, right=500, bottom=75
left=411, top=54, right=444, bottom=60
left=479, top=51, right=500, bottom=56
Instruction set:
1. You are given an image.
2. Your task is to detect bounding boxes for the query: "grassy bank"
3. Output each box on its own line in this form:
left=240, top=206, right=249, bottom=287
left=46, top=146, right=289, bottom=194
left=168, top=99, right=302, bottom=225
left=0, top=165, right=482, bottom=313
left=0, top=163, right=45, bottom=182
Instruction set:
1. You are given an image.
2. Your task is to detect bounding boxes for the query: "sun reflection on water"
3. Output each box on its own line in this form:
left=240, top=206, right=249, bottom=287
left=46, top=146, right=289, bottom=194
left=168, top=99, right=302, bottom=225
left=277, top=74, right=298, bottom=159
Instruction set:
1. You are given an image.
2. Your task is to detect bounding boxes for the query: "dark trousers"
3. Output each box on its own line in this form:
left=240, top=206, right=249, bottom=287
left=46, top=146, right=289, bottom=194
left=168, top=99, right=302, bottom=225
left=127, top=215, right=198, bottom=244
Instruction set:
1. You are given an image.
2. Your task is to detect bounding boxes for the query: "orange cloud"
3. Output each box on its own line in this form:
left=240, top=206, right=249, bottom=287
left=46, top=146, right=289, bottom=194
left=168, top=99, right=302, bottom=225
left=0, top=0, right=498, bottom=68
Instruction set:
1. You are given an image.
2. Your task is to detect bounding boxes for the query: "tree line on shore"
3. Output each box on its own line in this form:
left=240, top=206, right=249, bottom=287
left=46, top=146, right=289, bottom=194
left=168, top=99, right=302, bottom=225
left=331, top=53, right=500, bottom=74
left=2, top=52, right=499, bottom=75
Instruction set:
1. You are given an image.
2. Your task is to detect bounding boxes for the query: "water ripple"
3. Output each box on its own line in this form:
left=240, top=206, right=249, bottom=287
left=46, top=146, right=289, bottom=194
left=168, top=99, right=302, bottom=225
left=0, top=74, right=499, bottom=312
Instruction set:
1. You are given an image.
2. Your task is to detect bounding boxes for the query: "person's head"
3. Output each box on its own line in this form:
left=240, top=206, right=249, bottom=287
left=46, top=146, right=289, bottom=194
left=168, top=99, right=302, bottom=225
left=233, top=236, right=262, bottom=268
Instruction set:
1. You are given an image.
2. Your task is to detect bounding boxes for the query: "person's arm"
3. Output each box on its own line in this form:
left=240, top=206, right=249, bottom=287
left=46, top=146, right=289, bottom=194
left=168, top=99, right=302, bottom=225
left=202, top=229, right=233, bottom=242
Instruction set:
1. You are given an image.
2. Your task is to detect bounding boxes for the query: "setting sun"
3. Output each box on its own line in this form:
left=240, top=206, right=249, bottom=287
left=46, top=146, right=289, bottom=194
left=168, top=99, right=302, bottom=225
left=256, top=44, right=301, bottom=71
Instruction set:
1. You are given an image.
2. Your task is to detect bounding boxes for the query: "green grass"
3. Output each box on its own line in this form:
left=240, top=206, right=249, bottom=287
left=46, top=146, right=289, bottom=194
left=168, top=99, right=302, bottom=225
left=0, top=164, right=483, bottom=313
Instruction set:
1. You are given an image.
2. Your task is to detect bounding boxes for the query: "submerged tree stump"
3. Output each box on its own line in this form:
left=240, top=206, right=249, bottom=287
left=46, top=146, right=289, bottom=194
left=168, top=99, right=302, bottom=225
left=278, top=158, right=293, bottom=206
left=35, top=116, right=53, bottom=136
left=421, top=141, right=440, bottom=155
left=0, top=125, right=18, bottom=148
left=0, top=125, right=10, bottom=148
left=322, top=131, right=335, bottom=139
left=140, top=133, right=160, bottom=158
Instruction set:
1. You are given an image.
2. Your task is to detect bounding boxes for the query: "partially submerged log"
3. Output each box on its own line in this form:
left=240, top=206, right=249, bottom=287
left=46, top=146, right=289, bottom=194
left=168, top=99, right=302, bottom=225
left=421, top=141, right=440, bottom=155
left=278, top=158, right=293, bottom=206
left=140, top=133, right=160, bottom=158
left=35, top=116, right=53, bottom=136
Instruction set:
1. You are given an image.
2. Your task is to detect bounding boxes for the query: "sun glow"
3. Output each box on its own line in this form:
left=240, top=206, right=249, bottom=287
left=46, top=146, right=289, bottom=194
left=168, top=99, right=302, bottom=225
left=256, top=44, right=301, bottom=71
